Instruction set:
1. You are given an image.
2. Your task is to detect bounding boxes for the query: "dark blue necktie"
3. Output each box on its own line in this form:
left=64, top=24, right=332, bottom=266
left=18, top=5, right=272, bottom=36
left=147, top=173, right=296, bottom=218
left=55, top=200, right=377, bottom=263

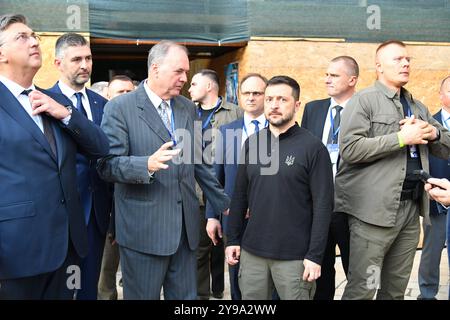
left=327, top=105, right=343, bottom=144
left=251, top=119, right=260, bottom=133
left=75, top=92, right=88, bottom=117
left=22, top=89, right=57, bottom=156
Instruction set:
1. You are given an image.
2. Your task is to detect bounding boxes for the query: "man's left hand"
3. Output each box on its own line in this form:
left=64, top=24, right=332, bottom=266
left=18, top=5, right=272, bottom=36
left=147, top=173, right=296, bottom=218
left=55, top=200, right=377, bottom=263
left=302, top=259, right=321, bottom=282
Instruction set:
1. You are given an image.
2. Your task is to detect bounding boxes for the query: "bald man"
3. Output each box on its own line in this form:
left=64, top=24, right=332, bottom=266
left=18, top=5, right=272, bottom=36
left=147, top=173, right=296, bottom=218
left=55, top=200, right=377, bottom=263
left=335, top=40, right=450, bottom=300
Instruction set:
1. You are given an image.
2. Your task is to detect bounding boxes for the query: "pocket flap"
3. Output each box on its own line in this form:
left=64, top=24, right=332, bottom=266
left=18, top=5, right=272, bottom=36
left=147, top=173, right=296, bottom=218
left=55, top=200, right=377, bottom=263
left=372, top=114, right=396, bottom=125
left=0, top=201, right=36, bottom=222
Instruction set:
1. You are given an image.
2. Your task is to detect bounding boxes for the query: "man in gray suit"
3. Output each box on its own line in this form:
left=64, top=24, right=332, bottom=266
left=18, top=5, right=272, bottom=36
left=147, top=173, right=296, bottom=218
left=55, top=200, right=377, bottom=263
left=98, top=40, right=230, bottom=300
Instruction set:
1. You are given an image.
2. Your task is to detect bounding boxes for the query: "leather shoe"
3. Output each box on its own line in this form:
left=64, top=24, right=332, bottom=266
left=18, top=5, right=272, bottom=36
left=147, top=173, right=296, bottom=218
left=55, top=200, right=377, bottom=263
left=212, top=292, right=224, bottom=299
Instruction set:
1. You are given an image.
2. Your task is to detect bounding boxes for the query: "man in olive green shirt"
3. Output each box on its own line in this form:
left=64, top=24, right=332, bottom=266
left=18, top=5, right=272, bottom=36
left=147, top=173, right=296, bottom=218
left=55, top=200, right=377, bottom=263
left=335, top=40, right=450, bottom=300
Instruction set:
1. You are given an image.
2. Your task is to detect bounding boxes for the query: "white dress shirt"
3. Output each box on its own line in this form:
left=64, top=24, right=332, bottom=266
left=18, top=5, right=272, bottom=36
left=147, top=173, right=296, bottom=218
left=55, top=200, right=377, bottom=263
left=321, top=97, right=349, bottom=145
left=242, top=113, right=267, bottom=146
left=58, top=81, right=93, bottom=121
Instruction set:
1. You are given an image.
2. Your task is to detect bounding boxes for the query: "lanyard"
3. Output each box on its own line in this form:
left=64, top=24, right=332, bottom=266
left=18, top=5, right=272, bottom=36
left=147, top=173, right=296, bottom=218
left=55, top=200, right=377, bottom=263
left=243, top=119, right=269, bottom=139
left=197, top=97, right=222, bottom=130
left=165, top=104, right=177, bottom=145
left=329, top=107, right=340, bottom=142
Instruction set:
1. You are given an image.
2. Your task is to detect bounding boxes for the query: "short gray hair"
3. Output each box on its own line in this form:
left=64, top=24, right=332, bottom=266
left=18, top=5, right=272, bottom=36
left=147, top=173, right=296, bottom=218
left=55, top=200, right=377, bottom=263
left=147, top=40, right=188, bottom=70
left=0, top=14, right=27, bottom=45
left=55, top=32, right=89, bottom=58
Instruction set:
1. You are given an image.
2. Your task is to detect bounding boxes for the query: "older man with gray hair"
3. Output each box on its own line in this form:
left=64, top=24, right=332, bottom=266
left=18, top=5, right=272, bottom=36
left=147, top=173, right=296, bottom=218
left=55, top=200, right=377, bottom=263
left=98, top=40, right=229, bottom=300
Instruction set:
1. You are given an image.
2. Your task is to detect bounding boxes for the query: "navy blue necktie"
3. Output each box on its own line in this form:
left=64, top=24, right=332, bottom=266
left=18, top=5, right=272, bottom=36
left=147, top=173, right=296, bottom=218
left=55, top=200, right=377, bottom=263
left=251, top=119, right=260, bottom=133
left=75, top=92, right=88, bottom=117
left=327, top=105, right=343, bottom=144
left=22, top=89, right=56, bottom=156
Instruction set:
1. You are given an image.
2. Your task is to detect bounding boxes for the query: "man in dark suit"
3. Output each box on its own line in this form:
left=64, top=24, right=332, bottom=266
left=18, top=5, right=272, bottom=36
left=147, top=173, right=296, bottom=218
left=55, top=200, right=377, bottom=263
left=0, top=14, right=109, bottom=299
left=205, top=73, right=268, bottom=300
left=48, top=32, right=112, bottom=300
left=98, top=40, right=230, bottom=300
left=301, top=56, right=359, bottom=300
left=417, top=75, right=450, bottom=300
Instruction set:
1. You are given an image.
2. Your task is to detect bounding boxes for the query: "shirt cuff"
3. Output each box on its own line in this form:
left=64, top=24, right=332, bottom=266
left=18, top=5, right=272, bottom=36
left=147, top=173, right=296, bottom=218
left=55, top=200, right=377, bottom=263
left=61, top=114, right=71, bottom=125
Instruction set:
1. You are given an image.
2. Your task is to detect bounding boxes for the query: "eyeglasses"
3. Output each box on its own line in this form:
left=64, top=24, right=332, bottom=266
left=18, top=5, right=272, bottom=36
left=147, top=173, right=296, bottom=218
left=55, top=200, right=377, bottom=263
left=241, top=91, right=264, bottom=97
left=0, top=32, right=41, bottom=46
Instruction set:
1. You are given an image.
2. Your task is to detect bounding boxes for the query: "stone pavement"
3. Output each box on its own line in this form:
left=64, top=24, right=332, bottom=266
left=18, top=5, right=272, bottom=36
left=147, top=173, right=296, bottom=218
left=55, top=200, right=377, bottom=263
left=116, top=249, right=449, bottom=300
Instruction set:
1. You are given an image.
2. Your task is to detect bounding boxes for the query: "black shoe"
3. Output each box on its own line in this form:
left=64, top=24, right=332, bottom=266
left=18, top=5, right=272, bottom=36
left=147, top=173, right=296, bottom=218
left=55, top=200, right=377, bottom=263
left=212, top=292, right=224, bottom=299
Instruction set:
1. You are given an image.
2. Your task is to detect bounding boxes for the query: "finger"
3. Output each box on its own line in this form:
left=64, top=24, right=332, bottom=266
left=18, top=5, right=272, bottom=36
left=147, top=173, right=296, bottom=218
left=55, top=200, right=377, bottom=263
left=217, top=225, right=223, bottom=239
left=160, top=149, right=181, bottom=157
left=158, top=141, right=174, bottom=151
left=158, top=163, right=169, bottom=170
left=427, top=178, right=444, bottom=187
left=30, top=98, right=45, bottom=109
left=302, top=268, right=309, bottom=281
left=31, top=105, right=47, bottom=115
left=158, top=155, right=176, bottom=163
left=28, top=90, right=44, bottom=100
left=206, top=228, right=215, bottom=241
left=424, top=183, right=432, bottom=192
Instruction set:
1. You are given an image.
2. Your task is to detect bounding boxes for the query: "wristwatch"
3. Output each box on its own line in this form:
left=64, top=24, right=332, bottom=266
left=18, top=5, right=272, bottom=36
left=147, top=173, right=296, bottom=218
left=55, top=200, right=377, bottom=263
left=65, top=105, right=73, bottom=115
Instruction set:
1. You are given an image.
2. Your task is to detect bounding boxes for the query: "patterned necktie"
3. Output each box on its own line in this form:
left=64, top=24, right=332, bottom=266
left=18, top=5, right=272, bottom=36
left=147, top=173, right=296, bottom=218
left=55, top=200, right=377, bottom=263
left=158, top=100, right=172, bottom=132
left=74, top=92, right=88, bottom=117
left=22, top=89, right=57, bottom=156
left=251, top=119, right=260, bottom=133
left=327, top=105, right=343, bottom=144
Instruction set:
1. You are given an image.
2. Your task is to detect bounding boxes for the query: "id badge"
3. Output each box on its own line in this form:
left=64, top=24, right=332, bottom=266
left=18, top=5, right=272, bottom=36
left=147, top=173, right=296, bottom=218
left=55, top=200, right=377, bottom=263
left=327, top=143, right=339, bottom=164
left=409, top=145, right=419, bottom=158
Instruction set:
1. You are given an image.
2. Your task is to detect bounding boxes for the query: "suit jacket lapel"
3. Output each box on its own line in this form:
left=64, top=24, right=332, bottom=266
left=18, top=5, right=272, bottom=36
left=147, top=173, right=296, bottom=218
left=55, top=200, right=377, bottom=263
left=0, top=83, right=57, bottom=162
left=86, top=90, right=102, bottom=125
left=318, top=98, right=331, bottom=138
left=136, top=85, right=171, bottom=143
left=171, top=97, right=188, bottom=131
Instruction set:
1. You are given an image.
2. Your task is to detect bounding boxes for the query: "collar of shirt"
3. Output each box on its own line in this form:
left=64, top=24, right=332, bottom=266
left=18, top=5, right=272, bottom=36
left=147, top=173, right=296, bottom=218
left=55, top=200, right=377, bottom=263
left=0, top=74, right=35, bottom=98
left=329, top=97, right=349, bottom=110
left=375, top=80, right=415, bottom=104
left=441, top=108, right=450, bottom=129
left=0, top=75, right=43, bottom=131
left=144, top=79, right=172, bottom=118
left=244, top=113, right=266, bottom=132
left=58, top=81, right=92, bottom=120
left=144, top=79, right=171, bottom=108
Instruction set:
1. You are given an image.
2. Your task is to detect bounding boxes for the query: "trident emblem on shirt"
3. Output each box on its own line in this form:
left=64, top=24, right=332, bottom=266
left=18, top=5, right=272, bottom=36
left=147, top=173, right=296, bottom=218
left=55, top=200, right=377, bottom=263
left=285, top=155, right=295, bottom=166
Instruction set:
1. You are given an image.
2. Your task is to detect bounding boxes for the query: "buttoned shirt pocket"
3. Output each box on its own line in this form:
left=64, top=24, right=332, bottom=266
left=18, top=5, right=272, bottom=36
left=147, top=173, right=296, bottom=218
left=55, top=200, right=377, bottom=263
left=370, top=114, right=398, bottom=137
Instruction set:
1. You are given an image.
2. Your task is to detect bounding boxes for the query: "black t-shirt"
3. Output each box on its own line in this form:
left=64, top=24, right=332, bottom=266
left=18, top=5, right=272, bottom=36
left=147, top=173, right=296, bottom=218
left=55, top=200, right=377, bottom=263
left=227, top=124, right=334, bottom=264
left=400, top=90, right=422, bottom=190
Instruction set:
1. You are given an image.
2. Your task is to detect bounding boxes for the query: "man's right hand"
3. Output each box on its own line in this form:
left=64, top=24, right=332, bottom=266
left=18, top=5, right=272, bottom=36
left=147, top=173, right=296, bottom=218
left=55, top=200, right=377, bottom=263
left=206, top=218, right=223, bottom=245
left=147, top=141, right=180, bottom=172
